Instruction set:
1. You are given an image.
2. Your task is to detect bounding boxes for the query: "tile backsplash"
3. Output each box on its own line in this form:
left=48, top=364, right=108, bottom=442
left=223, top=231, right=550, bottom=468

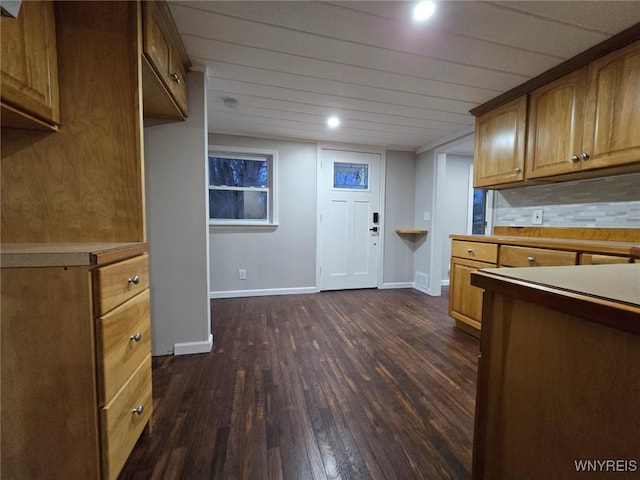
left=494, top=172, right=640, bottom=228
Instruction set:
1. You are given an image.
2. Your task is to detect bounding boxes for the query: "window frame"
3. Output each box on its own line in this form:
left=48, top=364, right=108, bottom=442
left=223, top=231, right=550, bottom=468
left=208, top=146, right=278, bottom=228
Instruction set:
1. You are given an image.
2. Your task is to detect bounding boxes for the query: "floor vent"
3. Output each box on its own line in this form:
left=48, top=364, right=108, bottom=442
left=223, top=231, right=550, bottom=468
left=415, top=271, right=428, bottom=288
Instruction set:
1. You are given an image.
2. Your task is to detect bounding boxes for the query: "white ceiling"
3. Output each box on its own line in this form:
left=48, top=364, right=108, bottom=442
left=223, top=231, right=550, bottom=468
left=169, top=1, right=640, bottom=152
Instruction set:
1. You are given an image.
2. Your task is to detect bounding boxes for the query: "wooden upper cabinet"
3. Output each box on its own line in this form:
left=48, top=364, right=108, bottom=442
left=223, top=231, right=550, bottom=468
left=582, top=40, right=640, bottom=170
left=526, top=68, right=587, bottom=179
left=142, top=0, right=191, bottom=119
left=0, top=1, right=60, bottom=130
left=473, top=96, right=527, bottom=188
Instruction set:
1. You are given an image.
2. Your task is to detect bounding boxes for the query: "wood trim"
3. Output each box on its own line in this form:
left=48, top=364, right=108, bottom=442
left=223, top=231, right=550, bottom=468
left=471, top=270, right=640, bottom=335
left=1, top=242, right=148, bottom=268
left=91, top=243, right=149, bottom=266
left=632, top=246, right=640, bottom=259
left=470, top=23, right=640, bottom=117
left=493, top=226, right=640, bottom=243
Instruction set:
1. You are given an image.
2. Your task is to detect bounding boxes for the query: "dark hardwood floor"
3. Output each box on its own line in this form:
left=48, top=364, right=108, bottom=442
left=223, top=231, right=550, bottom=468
left=119, top=288, right=479, bottom=480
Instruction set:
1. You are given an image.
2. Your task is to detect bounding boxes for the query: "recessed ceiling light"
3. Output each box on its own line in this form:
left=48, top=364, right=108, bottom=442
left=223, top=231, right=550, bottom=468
left=413, top=1, right=436, bottom=21
left=327, top=116, right=340, bottom=128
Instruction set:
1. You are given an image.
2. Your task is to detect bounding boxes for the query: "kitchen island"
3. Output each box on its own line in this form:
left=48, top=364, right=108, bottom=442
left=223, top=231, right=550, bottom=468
left=470, top=263, right=640, bottom=479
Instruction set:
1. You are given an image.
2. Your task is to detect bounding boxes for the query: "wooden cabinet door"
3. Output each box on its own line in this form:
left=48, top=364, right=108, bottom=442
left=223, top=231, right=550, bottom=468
left=143, top=0, right=188, bottom=116
left=449, top=257, right=494, bottom=332
left=526, top=68, right=587, bottom=179
left=0, top=0, right=59, bottom=127
left=474, top=96, right=527, bottom=188
left=582, top=40, right=640, bottom=170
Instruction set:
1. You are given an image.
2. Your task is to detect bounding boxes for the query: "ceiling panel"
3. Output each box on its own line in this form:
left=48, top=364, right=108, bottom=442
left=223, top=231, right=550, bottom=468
left=169, top=1, right=640, bottom=151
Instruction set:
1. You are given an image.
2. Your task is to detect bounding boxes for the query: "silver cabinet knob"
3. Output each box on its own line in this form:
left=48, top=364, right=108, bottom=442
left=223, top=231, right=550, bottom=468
left=130, top=332, right=142, bottom=342
left=132, top=404, right=144, bottom=415
left=467, top=248, right=474, bottom=254
left=580, top=152, right=590, bottom=160
left=571, top=155, right=580, bottom=163
left=171, top=73, right=181, bottom=84
left=514, top=167, right=522, bottom=173
left=127, top=275, right=140, bottom=285
left=527, top=256, right=535, bottom=263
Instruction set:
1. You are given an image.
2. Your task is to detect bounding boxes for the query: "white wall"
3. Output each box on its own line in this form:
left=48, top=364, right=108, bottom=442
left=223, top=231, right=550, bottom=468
left=441, top=154, right=473, bottom=282
left=144, top=71, right=212, bottom=356
left=413, top=148, right=436, bottom=293
left=383, top=150, right=417, bottom=287
left=208, top=134, right=318, bottom=296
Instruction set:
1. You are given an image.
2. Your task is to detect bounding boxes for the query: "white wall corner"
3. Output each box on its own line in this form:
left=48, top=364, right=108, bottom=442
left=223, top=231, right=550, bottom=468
left=174, top=334, right=214, bottom=356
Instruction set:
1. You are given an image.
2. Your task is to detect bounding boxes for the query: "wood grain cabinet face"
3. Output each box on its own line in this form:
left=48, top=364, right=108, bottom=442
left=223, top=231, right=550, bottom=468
left=0, top=0, right=60, bottom=129
left=142, top=0, right=190, bottom=118
left=499, top=245, right=577, bottom=267
left=449, top=257, right=494, bottom=336
left=526, top=41, right=640, bottom=180
left=449, top=241, right=500, bottom=336
left=473, top=96, right=527, bottom=188
left=0, top=245, right=152, bottom=480
left=582, top=40, right=640, bottom=170
left=526, top=68, right=587, bottom=179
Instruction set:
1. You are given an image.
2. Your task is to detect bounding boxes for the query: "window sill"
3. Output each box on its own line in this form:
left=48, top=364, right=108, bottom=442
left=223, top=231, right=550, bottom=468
left=209, top=222, right=279, bottom=232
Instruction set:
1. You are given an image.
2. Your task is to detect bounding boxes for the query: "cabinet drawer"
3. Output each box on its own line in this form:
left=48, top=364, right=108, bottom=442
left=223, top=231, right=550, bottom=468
left=499, top=246, right=577, bottom=267
left=97, top=290, right=151, bottom=405
left=580, top=254, right=632, bottom=265
left=101, top=354, right=152, bottom=480
left=94, top=254, right=149, bottom=315
left=452, top=240, right=498, bottom=263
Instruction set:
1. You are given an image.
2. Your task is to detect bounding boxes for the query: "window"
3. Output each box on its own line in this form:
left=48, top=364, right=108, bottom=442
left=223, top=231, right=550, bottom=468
left=333, top=162, right=369, bottom=190
left=472, top=188, right=487, bottom=234
left=208, top=147, right=278, bottom=226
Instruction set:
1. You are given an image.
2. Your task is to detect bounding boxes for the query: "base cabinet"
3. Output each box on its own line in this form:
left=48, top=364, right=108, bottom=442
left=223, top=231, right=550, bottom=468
left=449, top=257, right=495, bottom=337
left=471, top=267, right=640, bottom=480
left=1, top=243, right=152, bottom=480
left=449, top=239, right=499, bottom=336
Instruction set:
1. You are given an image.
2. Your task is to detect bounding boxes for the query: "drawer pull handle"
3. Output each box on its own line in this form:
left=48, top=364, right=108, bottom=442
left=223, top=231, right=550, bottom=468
left=130, top=332, right=142, bottom=342
left=128, top=275, right=140, bottom=285
left=467, top=249, right=473, bottom=254
left=132, top=404, right=144, bottom=415
left=527, top=256, right=535, bottom=263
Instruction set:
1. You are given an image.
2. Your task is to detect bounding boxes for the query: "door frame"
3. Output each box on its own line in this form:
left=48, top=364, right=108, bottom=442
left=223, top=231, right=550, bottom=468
left=316, top=143, right=387, bottom=291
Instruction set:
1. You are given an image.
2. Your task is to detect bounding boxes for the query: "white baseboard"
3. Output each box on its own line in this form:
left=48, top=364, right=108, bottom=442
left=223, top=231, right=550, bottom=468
left=441, top=279, right=450, bottom=287
left=174, top=334, right=213, bottom=356
left=379, top=282, right=414, bottom=289
left=210, top=286, right=318, bottom=299
left=412, top=284, right=430, bottom=295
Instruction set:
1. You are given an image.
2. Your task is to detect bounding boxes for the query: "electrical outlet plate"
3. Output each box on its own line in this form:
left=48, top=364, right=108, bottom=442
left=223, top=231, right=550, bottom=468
left=238, top=269, right=247, bottom=280
left=532, top=209, right=543, bottom=225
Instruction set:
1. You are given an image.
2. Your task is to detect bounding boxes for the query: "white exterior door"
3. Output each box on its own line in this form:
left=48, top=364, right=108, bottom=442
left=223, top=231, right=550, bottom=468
left=318, top=147, right=382, bottom=290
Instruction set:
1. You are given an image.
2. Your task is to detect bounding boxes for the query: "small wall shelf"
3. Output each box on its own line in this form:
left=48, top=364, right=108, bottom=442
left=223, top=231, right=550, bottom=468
left=396, top=229, right=428, bottom=238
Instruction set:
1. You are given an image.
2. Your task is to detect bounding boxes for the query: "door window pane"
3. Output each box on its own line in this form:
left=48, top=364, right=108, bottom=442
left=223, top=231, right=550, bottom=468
left=334, top=162, right=368, bottom=189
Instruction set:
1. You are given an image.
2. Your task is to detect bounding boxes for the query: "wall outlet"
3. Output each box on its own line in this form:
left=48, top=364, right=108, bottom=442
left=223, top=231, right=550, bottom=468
left=532, top=209, right=543, bottom=225
left=238, top=268, right=247, bottom=280
left=424, top=211, right=431, bottom=221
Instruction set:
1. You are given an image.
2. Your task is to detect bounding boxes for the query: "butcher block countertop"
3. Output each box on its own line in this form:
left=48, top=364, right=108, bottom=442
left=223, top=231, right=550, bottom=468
left=471, top=263, right=640, bottom=335
left=450, top=233, right=640, bottom=256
